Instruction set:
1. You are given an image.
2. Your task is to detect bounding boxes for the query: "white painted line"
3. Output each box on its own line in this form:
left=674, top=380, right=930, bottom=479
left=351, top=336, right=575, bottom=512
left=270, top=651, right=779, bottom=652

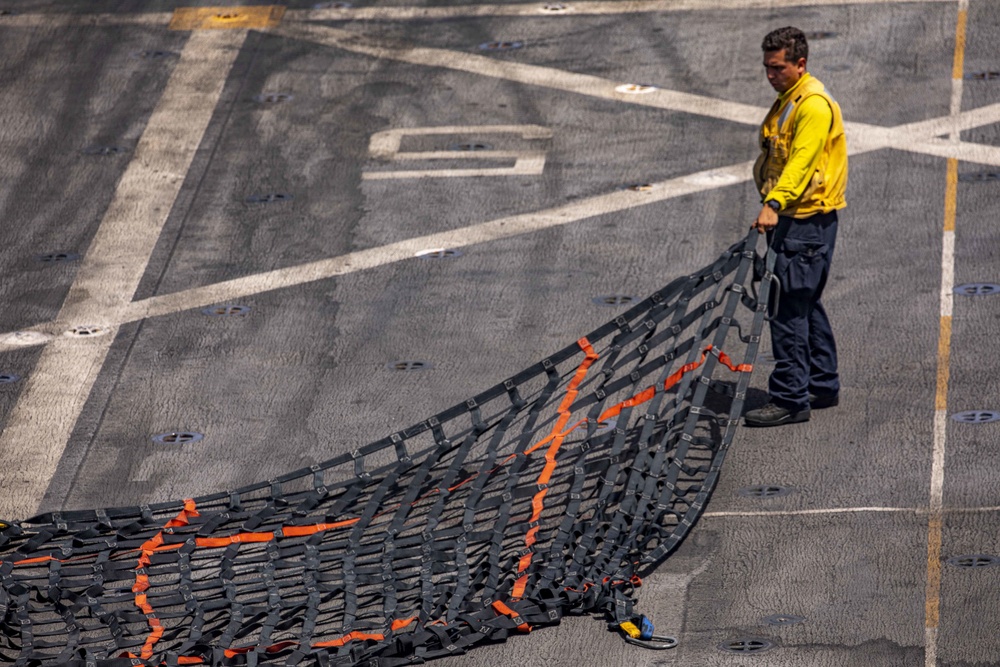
left=703, top=504, right=1000, bottom=519
left=118, top=159, right=758, bottom=323
left=0, top=97, right=988, bottom=339
left=288, top=0, right=954, bottom=21
left=0, top=0, right=953, bottom=29
left=368, top=125, right=552, bottom=158
left=0, top=30, right=245, bottom=521
left=272, top=22, right=769, bottom=127
left=2, top=19, right=999, bottom=348
left=365, top=125, right=552, bottom=179
left=703, top=506, right=922, bottom=518
left=940, top=230, right=955, bottom=318
left=929, top=410, right=949, bottom=515
left=362, top=156, right=547, bottom=179
left=0, top=12, right=171, bottom=27
left=276, top=22, right=1000, bottom=168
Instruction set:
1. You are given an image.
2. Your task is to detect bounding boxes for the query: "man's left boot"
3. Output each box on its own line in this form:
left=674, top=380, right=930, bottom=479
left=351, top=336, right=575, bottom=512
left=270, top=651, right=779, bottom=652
left=744, top=402, right=810, bottom=427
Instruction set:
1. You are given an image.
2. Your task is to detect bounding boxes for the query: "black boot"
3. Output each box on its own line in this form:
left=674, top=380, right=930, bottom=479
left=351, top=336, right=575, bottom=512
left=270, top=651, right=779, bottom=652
left=744, top=402, right=810, bottom=427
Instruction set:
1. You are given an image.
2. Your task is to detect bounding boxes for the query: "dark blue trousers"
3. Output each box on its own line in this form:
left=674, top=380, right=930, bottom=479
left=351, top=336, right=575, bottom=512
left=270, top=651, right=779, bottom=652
left=766, top=211, right=840, bottom=411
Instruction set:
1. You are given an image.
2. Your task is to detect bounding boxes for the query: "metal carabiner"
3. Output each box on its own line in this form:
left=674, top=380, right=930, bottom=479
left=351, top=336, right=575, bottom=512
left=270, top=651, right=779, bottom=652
left=763, top=271, right=781, bottom=322
left=623, top=633, right=679, bottom=650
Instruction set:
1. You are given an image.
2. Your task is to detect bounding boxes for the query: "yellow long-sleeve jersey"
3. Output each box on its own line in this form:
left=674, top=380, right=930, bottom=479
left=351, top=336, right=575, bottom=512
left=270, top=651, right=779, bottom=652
left=754, top=72, right=848, bottom=218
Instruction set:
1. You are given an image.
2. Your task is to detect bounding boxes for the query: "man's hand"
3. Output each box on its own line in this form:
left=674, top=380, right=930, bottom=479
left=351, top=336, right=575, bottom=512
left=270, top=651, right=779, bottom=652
left=753, top=204, right=779, bottom=233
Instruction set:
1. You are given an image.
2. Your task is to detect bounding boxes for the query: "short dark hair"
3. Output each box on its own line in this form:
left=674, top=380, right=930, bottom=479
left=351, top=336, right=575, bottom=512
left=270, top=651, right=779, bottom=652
left=762, top=26, right=808, bottom=63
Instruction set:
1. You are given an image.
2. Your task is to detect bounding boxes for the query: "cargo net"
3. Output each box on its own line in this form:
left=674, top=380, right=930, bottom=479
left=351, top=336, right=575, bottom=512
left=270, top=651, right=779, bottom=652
left=0, top=233, right=772, bottom=667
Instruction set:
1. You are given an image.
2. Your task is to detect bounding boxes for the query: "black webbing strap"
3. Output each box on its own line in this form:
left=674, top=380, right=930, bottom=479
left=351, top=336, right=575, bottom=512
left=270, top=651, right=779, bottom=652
left=0, top=231, right=772, bottom=666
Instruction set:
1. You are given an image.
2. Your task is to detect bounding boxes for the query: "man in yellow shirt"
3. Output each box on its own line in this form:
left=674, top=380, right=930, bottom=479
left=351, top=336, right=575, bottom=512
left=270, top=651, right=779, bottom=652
left=744, top=26, right=848, bottom=427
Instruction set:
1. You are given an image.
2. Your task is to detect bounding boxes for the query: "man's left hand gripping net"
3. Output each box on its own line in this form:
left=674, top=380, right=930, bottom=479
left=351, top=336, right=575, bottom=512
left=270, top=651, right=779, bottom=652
left=0, top=233, right=773, bottom=666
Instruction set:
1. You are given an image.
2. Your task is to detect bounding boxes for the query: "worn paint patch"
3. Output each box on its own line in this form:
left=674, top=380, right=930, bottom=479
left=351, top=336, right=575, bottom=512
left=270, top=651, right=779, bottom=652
left=169, top=5, right=285, bottom=30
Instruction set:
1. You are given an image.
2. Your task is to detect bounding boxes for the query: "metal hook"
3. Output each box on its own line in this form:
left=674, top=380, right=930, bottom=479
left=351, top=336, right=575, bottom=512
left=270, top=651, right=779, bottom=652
left=763, top=271, right=781, bottom=322
left=623, top=634, right=679, bottom=650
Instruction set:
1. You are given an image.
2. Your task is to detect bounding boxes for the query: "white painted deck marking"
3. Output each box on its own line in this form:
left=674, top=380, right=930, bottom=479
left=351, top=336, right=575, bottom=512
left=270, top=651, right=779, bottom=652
left=292, top=0, right=954, bottom=21
left=118, top=159, right=757, bottom=323
left=0, top=30, right=245, bottom=520
left=925, top=4, right=966, bottom=664
left=1, top=21, right=998, bottom=348
left=274, top=22, right=1000, bottom=170
left=364, top=125, right=552, bottom=179
left=0, top=0, right=956, bottom=28
left=0, top=4, right=992, bottom=549
left=703, top=505, right=1000, bottom=519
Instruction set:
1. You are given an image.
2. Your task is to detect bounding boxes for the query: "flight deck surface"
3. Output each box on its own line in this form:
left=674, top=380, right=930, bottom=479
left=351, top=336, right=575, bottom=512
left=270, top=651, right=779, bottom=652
left=1, top=0, right=999, bottom=664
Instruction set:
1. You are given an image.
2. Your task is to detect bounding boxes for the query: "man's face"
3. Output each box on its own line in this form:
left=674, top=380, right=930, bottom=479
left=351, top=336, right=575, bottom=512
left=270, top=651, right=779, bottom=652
left=763, top=49, right=806, bottom=93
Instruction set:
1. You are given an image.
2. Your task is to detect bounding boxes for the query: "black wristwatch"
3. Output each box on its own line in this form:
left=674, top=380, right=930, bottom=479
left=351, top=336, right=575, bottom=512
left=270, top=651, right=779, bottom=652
left=766, top=200, right=781, bottom=212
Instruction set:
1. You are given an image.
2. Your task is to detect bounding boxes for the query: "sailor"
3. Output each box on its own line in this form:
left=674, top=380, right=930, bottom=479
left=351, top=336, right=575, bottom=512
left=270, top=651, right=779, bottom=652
left=744, top=26, right=848, bottom=427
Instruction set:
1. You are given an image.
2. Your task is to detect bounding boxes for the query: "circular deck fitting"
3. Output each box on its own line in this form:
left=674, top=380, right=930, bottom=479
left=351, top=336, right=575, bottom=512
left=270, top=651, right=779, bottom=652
left=737, top=484, right=793, bottom=498
left=387, top=360, right=432, bottom=371
left=763, top=613, right=805, bottom=626
left=965, top=71, right=1000, bottom=81
left=946, top=554, right=1000, bottom=568
left=132, top=50, right=178, bottom=59
left=82, top=146, right=127, bottom=156
left=152, top=431, right=204, bottom=445
left=615, top=83, right=658, bottom=94
left=718, top=638, right=775, bottom=654
left=447, top=142, right=494, bottom=151
left=415, top=248, right=463, bottom=259
left=0, top=373, right=20, bottom=384
left=954, top=283, right=1000, bottom=296
left=202, top=304, right=251, bottom=317
left=314, top=1, right=352, bottom=7
left=2, top=331, right=53, bottom=346
left=246, top=193, right=293, bottom=204
left=478, top=41, right=524, bottom=51
left=64, top=326, right=108, bottom=338
left=253, top=92, right=294, bottom=104
left=540, top=2, right=571, bottom=11
left=957, top=172, right=1000, bottom=183
left=36, top=252, right=81, bottom=263
left=951, top=410, right=1000, bottom=424
left=804, top=31, right=837, bottom=39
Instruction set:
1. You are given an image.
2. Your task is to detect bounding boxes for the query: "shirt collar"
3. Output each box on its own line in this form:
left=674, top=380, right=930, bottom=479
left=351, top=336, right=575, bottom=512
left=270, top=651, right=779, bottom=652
left=779, top=72, right=812, bottom=103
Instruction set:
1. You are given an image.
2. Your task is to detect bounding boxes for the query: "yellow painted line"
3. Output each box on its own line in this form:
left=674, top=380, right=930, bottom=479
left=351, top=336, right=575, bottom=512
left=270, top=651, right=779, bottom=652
left=925, top=7, right=967, bottom=665
left=935, top=317, right=952, bottom=411
left=952, top=9, right=967, bottom=81
left=943, top=159, right=958, bottom=233
left=925, top=515, right=943, bottom=628
left=169, top=5, right=285, bottom=31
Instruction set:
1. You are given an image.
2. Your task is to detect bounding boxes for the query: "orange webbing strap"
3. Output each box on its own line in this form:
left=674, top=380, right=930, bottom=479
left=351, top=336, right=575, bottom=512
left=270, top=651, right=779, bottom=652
left=491, top=600, right=531, bottom=633
left=192, top=532, right=275, bottom=548
left=597, top=345, right=752, bottom=424
left=513, top=338, right=599, bottom=599
left=391, top=616, right=419, bottom=631
left=127, top=506, right=368, bottom=661
left=312, top=631, right=386, bottom=648
left=133, top=499, right=199, bottom=659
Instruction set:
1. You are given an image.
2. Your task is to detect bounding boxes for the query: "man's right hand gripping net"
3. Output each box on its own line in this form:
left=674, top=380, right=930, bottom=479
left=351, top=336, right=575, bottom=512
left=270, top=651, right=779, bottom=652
left=0, top=233, right=774, bottom=666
